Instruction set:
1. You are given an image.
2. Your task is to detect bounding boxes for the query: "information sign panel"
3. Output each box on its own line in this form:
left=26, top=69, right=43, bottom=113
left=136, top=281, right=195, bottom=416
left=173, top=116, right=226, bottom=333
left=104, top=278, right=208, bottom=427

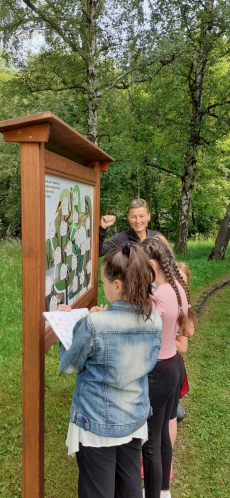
left=45, top=174, right=93, bottom=311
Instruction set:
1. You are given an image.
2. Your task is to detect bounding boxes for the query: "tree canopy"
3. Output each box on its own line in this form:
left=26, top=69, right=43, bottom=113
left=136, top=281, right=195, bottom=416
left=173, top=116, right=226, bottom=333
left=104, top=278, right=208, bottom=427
left=0, top=0, right=230, bottom=253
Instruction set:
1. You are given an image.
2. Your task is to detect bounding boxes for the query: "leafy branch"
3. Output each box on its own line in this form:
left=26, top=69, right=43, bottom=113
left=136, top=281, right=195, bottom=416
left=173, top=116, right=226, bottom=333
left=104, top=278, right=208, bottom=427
left=148, top=162, right=181, bottom=178
left=21, top=0, right=85, bottom=56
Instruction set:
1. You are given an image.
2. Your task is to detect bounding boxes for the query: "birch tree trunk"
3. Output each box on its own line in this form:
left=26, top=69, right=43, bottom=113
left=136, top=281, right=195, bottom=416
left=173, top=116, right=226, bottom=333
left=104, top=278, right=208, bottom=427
left=208, top=202, right=230, bottom=260
left=86, top=0, right=98, bottom=145
left=174, top=0, right=214, bottom=253
left=174, top=148, right=195, bottom=253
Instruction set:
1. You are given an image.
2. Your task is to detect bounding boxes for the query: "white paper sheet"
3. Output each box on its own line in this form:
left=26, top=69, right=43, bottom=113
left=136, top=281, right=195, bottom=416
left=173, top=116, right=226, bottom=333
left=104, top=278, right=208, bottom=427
left=43, top=308, right=89, bottom=350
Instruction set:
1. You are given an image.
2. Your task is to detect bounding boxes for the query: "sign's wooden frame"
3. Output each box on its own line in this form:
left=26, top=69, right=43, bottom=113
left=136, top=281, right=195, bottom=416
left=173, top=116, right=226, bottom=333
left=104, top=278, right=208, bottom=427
left=0, top=113, right=114, bottom=498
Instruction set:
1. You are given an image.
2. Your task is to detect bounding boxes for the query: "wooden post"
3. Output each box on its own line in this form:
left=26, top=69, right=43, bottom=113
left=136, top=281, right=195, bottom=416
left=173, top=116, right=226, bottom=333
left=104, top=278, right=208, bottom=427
left=21, top=142, right=45, bottom=498
left=0, top=112, right=114, bottom=498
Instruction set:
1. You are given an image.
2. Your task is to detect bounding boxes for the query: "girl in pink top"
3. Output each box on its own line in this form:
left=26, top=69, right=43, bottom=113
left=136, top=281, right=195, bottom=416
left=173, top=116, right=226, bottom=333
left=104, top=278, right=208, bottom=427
left=140, top=238, right=197, bottom=498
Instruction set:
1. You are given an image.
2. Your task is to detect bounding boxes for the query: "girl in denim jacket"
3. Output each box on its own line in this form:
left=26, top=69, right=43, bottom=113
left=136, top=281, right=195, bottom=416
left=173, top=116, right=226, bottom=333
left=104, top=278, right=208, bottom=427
left=58, top=242, right=162, bottom=498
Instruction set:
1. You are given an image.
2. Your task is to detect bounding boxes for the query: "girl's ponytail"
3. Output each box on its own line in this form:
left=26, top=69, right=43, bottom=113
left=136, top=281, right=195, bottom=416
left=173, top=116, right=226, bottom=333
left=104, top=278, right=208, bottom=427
left=102, top=243, right=155, bottom=318
left=121, top=241, right=131, bottom=258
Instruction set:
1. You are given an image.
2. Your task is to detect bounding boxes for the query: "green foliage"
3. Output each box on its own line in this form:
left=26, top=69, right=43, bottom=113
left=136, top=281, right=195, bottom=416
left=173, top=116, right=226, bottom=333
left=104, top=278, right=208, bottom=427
left=99, top=82, right=230, bottom=238
left=0, top=47, right=230, bottom=238
left=175, top=238, right=230, bottom=298
left=0, top=59, right=21, bottom=237
left=0, top=137, right=21, bottom=237
left=0, top=239, right=22, bottom=357
left=130, top=1, right=230, bottom=252
left=1, top=1, right=230, bottom=242
left=172, top=284, right=230, bottom=497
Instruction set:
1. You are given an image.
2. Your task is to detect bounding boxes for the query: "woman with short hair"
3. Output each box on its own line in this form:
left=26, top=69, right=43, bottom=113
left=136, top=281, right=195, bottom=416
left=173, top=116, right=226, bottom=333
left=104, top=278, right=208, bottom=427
left=99, top=198, right=161, bottom=256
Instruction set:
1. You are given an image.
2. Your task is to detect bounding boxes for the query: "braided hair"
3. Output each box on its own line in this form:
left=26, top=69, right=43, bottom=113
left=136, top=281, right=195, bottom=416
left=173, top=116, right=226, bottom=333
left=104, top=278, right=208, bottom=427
left=141, top=238, right=197, bottom=333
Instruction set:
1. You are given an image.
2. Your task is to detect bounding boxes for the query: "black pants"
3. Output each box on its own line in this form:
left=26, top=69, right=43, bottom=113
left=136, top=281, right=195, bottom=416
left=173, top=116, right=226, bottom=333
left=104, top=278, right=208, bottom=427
left=76, top=438, right=143, bottom=498
left=142, top=353, right=184, bottom=498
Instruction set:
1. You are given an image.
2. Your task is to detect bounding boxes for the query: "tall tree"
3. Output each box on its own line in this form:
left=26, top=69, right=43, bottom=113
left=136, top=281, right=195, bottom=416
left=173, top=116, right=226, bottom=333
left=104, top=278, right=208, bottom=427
left=147, top=0, right=230, bottom=252
left=99, top=74, right=230, bottom=238
left=0, top=0, right=148, bottom=144
left=207, top=135, right=230, bottom=259
left=208, top=202, right=230, bottom=259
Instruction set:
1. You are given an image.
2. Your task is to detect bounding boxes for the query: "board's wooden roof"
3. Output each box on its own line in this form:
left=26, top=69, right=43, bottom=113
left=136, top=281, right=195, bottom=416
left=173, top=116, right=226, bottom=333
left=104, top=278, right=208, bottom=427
left=0, top=112, right=114, bottom=166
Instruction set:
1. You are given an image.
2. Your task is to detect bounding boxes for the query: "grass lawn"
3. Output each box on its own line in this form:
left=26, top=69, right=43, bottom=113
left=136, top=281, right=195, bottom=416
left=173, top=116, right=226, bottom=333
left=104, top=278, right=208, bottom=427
left=171, top=284, right=230, bottom=498
left=0, top=238, right=230, bottom=497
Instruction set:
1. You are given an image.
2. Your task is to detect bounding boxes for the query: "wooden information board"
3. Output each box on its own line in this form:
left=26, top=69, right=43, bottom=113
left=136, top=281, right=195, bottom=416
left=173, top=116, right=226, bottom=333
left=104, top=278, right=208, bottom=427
left=0, top=112, right=114, bottom=498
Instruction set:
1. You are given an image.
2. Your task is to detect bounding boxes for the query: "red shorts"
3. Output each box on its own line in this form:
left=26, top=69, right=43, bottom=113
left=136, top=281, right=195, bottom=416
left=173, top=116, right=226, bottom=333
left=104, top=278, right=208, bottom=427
left=179, top=355, right=189, bottom=398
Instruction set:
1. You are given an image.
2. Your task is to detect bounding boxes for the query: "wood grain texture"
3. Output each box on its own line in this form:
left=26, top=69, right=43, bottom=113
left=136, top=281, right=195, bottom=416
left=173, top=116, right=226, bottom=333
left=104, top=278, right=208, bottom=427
left=44, top=150, right=97, bottom=184
left=0, top=112, right=114, bottom=165
left=88, top=163, right=101, bottom=308
left=99, top=161, right=110, bottom=172
left=21, top=142, right=45, bottom=498
left=4, top=123, right=51, bottom=142
left=88, top=160, right=110, bottom=172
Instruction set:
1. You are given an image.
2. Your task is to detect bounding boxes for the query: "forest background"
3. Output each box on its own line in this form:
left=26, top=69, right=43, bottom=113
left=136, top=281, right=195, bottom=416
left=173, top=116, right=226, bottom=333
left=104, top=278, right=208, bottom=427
left=1, top=3, right=230, bottom=496
left=1, top=0, right=230, bottom=255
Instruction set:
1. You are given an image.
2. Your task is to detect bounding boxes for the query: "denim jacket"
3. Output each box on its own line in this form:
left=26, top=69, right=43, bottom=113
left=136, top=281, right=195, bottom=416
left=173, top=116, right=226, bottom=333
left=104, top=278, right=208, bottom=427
left=59, top=301, right=162, bottom=438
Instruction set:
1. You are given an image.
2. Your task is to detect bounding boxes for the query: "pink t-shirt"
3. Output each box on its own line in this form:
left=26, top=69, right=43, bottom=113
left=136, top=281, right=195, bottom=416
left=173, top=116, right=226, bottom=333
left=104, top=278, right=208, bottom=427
left=151, top=281, right=188, bottom=360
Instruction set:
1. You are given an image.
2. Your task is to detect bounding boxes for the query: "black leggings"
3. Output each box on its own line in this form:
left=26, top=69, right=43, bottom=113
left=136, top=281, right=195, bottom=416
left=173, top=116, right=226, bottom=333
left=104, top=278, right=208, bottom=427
left=142, top=352, right=184, bottom=498
left=77, top=439, right=142, bottom=498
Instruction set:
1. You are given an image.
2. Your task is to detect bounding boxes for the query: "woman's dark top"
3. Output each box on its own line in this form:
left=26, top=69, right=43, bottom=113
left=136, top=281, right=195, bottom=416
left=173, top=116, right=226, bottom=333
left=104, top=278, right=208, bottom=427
left=99, top=227, right=161, bottom=257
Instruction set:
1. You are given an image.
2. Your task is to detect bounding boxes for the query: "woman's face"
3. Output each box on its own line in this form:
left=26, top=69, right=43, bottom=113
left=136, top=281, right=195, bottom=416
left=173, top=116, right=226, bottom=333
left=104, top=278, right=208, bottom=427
left=127, top=207, right=150, bottom=235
